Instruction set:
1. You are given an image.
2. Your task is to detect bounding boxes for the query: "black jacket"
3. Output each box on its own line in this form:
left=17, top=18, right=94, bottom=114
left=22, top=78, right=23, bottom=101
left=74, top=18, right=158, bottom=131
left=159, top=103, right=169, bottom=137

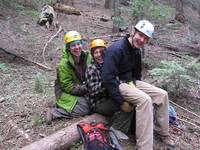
left=102, top=35, right=142, bottom=104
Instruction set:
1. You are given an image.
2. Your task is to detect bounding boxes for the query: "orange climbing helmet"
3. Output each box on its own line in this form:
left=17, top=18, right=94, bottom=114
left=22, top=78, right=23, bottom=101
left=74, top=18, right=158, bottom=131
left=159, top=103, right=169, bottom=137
left=90, top=39, right=107, bottom=49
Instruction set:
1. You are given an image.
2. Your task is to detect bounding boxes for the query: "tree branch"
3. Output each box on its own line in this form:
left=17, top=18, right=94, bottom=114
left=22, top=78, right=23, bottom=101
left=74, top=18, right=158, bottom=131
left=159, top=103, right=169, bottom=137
left=0, top=48, right=53, bottom=71
left=170, top=100, right=200, bottom=120
left=177, top=117, right=200, bottom=130
left=42, top=26, right=63, bottom=66
left=2, top=117, right=32, bottom=142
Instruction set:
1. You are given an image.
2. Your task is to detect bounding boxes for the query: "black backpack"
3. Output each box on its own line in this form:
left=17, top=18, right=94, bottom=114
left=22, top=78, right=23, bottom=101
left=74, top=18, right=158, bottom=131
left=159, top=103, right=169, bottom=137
left=77, top=121, right=123, bottom=150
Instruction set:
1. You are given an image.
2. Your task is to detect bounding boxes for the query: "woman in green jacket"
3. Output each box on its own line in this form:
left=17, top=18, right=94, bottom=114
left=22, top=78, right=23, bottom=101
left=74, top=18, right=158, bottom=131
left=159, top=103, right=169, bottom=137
left=47, top=31, right=91, bottom=124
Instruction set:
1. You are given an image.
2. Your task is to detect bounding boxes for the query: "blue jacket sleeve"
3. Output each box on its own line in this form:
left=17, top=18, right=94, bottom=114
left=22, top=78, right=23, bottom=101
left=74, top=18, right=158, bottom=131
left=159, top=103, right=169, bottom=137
left=102, top=48, right=124, bottom=104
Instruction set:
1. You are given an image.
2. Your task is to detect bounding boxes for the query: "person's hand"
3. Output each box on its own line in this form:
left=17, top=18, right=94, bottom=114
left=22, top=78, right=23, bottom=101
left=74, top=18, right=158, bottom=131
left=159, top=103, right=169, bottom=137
left=71, top=84, right=87, bottom=96
left=120, top=101, right=134, bottom=113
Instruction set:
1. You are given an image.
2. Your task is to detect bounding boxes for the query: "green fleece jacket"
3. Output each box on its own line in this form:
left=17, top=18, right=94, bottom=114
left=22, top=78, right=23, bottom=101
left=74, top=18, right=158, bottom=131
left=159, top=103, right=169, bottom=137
left=56, top=48, right=91, bottom=112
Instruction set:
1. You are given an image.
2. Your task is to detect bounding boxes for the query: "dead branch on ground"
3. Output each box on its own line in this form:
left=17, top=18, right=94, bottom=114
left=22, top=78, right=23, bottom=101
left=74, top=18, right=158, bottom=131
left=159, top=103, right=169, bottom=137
left=0, top=48, right=53, bottom=71
left=2, top=118, right=32, bottom=142
left=177, top=117, right=200, bottom=130
left=155, top=41, right=200, bottom=55
left=42, top=26, right=63, bottom=66
left=170, top=100, right=200, bottom=120
left=189, top=55, right=200, bottom=65
left=180, top=115, right=200, bottom=127
left=166, top=51, right=185, bottom=58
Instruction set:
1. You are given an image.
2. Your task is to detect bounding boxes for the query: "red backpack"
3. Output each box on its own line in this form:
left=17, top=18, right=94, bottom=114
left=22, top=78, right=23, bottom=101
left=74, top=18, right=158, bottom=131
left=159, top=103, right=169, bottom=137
left=77, top=121, right=122, bottom=150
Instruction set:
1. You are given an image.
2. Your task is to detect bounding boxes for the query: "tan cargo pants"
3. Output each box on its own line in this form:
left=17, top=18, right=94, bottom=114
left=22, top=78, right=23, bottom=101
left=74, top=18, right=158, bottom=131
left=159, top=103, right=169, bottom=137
left=119, top=80, right=169, bottom=150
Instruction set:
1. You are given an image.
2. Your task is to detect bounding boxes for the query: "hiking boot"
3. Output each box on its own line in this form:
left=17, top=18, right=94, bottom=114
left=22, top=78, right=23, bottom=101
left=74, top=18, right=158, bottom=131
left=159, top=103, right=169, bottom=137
left=159, top=135, right=175, bottom=148
left=46, top=108, right=53, bottom=125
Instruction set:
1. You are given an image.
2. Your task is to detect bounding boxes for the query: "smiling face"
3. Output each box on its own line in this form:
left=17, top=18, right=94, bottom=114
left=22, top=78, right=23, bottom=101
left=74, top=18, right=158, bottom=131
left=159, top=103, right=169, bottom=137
left=69, top=40, right=82, bottom=58
left=131, top=30, right=149, bottom=48
left=92, top=47, right=105, bottom=64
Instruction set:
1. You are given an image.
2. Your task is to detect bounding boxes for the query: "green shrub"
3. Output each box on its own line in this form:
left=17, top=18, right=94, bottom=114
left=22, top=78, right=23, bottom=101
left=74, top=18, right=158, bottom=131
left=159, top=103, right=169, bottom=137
left=164, top=22, right=182, bottom=30
left=130, top=0, right=175, bottom=22
left=112, top=15, right=128, bottom=30
left=0, top=63, right=10, bottom=74
left=130, top=0, right=151, bottom=21
left=149, top=60, right=200, bottom=97
left=34, top=72, right=46, bottom=93
left=32, top=115, right=46, bottom=126
left=112, top=0, right=175, bottom=32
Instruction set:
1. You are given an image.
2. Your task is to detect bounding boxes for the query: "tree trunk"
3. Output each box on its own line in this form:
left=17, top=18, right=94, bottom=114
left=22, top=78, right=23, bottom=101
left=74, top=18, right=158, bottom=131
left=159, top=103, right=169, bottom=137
left=104, top=0, right=114, bottom=9
left=112, top=0, right=120, bottom=33
left=175, top=0, right=184, bottom=13
left=21, top=114, right=106, bottom=150
left=53, top=3, right=81, bottom=15
left=174, top=0, right=185, bottom=23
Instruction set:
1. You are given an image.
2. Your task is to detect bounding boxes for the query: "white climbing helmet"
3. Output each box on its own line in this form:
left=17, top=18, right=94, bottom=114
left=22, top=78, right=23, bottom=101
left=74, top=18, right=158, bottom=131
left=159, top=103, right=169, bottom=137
left=134, top=20, right=154, bottom=38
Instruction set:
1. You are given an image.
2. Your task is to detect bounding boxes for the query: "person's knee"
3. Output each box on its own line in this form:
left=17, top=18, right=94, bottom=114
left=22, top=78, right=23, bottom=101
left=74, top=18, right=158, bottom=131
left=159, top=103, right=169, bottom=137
left=82, top=109, right=90, bottom=116
left=159, top=89, right=168, bottom=99
left=140, top=94, right=152, bottom=105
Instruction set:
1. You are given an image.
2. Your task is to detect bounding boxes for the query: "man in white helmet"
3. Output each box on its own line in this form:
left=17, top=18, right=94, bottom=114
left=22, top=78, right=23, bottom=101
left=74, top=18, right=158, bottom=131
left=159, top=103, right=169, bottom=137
left=102, top=20, right=174, bottom=149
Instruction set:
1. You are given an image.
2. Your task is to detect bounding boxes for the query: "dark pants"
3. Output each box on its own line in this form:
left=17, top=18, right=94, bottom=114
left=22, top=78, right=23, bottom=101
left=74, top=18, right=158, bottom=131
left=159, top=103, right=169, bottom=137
left=94, top=98, right=136, bottom=135
left=51, top=96, right=90, bottom=119
left=110, top=110, right=136, bottom=135
left=94, top=98, right=120, bottom=116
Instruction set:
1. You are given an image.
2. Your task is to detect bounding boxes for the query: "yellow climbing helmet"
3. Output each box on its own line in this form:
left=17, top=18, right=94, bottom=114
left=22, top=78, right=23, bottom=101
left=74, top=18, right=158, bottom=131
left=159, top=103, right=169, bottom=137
left=64, top=31, right=82, bottom=44
left=90, top=39, right=107, bottom=49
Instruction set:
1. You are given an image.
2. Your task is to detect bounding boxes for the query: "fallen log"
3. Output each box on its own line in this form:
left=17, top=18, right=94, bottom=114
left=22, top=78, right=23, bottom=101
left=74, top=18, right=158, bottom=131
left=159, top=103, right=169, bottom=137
left=156, top=42, right=200, bottom=55
left=53, top=3, right=81, bottom=15
left=20, top=114, right=106, bottom=150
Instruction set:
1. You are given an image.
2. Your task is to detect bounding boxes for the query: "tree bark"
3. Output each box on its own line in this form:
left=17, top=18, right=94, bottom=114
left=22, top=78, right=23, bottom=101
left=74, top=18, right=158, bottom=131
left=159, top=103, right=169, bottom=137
left=174, top=0, right=185, bottom=23
left=112, top=0, right=120, bottom=33
left=53, top=3, right=81, bottom=15
left=104, top=0, right=114, bottom=9
left=20, top=114, right=106, bottom=150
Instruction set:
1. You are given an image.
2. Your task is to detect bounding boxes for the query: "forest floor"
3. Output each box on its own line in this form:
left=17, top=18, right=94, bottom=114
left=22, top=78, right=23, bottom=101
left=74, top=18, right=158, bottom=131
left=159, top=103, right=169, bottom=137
left=0, top=0, right=200, bottom=149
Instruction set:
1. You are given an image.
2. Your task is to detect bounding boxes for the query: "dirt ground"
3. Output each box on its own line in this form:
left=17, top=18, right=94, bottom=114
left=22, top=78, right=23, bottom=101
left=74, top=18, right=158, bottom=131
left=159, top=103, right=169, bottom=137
left=0, top=0, right=200, bottom=149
